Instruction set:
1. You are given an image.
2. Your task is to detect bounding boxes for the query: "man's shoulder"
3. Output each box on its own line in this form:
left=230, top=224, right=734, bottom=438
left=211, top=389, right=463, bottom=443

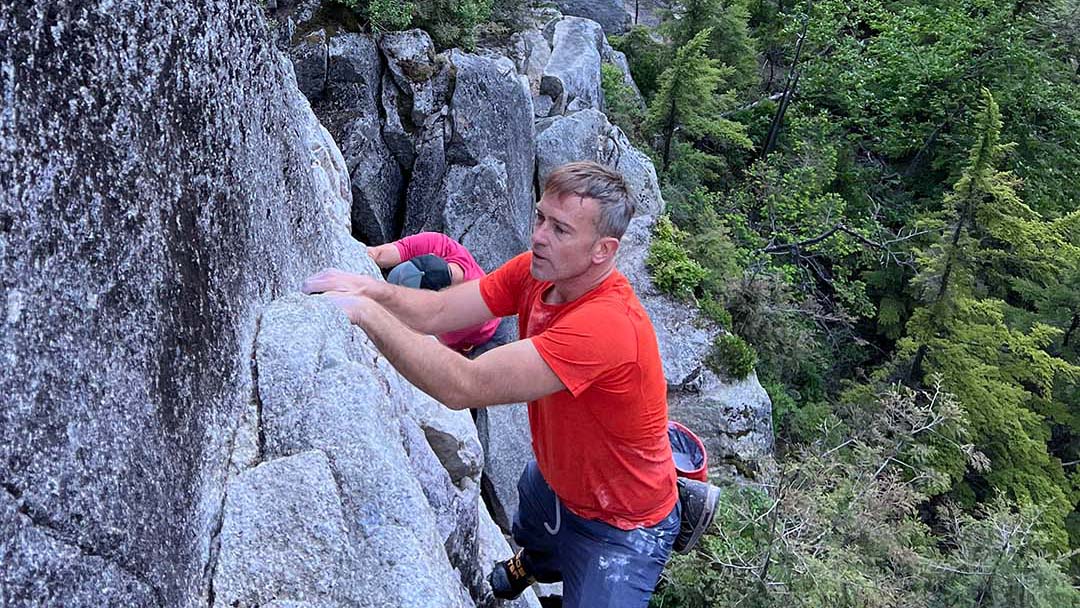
left=565, top=280, right=645, bottom=334
left=492, top=251, right=535, bottom=283
left=592, top=271, right=648, bottom=313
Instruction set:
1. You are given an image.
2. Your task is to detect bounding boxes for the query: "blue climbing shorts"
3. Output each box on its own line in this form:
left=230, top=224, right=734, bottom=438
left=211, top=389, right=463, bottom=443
left=511, top=461, right=679, bottom=608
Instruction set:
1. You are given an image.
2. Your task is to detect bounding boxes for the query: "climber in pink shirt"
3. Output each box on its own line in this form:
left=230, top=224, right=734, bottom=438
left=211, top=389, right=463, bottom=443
left=367, top=232, right=501, bottom=353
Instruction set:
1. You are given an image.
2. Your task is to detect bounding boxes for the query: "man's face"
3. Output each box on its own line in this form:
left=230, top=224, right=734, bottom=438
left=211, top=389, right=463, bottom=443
left=529, top=191, right=602, bottom=282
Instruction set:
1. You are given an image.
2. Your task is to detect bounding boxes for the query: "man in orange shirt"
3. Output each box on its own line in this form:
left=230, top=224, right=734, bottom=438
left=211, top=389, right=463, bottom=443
left=302, top=162, right=719, bottom=607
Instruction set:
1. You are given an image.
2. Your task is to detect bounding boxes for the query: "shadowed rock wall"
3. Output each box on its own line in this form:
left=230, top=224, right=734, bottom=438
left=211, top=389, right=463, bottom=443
left=0, top=2, right=359, bottom=605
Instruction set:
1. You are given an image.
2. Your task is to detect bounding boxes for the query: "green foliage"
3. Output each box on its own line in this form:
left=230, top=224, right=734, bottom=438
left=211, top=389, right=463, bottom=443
left=698, top=298, right=732, bottom=328
left=655, top=385, right=1080, bottom=608
left=636, top=0, right=1080, bottom=596
left=600, top=63, right=646, bottom=145
left=706, top=333, right=757, bottom=379
left=900, top=299, right=1077, bottom=550
left=932, top=498, right=1080, bottom=608
left=369, top=0, right=414, bottom=30
left=663, top=0, right=759, bottom=92
left=411, top=0, right=492, bottom=48
left=647, top=28, right=752, bottom=172
left=339, top=0, right=414, bottom=31
left=796, top=0, right=1080, bottom=216
left=610, top=26, right=668, bottom=101
left=647, top=216, right=708, bottom=299
left=724, top=273, right=826, bottom=388
left=899, top=91, right=1080, bottom=552
left=337, top=0, right=505, bottom=46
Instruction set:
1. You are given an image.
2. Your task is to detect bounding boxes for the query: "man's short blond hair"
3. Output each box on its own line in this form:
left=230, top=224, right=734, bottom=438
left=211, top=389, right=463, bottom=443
left=542, top=161, right=635, bottom=240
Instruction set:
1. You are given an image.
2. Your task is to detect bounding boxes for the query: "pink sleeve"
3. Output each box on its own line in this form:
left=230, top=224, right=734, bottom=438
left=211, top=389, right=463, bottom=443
left=393, top=232, right=456, bottom=261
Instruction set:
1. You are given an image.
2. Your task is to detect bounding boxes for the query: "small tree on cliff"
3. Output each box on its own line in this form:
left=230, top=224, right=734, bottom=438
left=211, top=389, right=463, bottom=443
left=647, top=28, right=751, bottom=173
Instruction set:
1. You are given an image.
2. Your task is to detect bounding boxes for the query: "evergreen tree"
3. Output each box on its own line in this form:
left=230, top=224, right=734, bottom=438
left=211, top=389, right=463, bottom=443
left=663, top=0, right=759, bottom=91
left=901, top=90, right=1079, bottom=551
left=646, top=28, right=752, bottom=172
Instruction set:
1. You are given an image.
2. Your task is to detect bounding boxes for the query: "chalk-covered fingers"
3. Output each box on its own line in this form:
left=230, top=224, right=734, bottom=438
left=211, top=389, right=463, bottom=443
left=301, top=268, right=378, bottom=296
left=315, top=290, right=373, bottom=326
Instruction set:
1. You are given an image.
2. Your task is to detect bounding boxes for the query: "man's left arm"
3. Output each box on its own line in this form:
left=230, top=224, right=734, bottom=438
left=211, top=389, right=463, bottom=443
left=367, top=243, right=403, bottom=269
left=324, top=292, right=564, bottom=409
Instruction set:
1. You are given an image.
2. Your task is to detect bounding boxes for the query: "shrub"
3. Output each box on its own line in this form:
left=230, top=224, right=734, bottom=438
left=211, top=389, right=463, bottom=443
left=706, top=333, right=757, bottom=379
left=413, top=0, right=492, bottom=48
left=646, top=216, right=707, bottom=299
left=654, top=385, right=1080, bottom=608
left=339, top=0, right=414, bottom=31
left=609, top=26, right=667, bottom=101
left=339, top=0, right=506, bottom=48
left=698, top=297, right=732, bottom=328
left=600, top=63, right=646, bottom=145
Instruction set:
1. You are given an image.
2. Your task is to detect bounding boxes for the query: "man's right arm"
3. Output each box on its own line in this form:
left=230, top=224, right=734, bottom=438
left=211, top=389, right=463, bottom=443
left=302, top=269, right=496, bottom=335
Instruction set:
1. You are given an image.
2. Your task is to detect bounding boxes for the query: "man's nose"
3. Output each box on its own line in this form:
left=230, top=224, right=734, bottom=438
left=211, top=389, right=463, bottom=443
left=531, top=225, right=547, bottom=247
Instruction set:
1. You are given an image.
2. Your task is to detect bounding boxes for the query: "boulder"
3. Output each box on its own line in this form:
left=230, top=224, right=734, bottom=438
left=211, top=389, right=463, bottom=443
left=0, top=3, right=364, bottom=603
left=475, top=403, right=533, bottom=532
left=399, top=416, right=485, bottom=601
left=476, top=499, right=543, bottom=608
left=553, top=0, right=632, bottom=35
left=254, top=296, right=473, bottom=607
left=289, top=28, right=329, bottom=99
left=667, top=371, right=775, bottom=479
left=405, top=51, right=535, bottom=270
left=536, top=109, right=663, bottom=216
left=379, top=29, right=450, bottom=126
left=442, top=159, right=532, bottom=272
left=542, top=17, right=605, bottom=114
left=446, top=50, right=535, bottom=241
left=508, top=28, right=552, bottom=97
left=212, top=451, right=352, bottom=607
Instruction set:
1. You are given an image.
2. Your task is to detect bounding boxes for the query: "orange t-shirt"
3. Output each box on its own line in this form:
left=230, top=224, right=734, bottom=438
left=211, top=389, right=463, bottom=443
left=479, top=252, right=677, bottom=529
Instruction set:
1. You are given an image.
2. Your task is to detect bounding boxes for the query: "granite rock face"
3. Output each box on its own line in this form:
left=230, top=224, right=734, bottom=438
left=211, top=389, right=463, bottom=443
left=391, top=48, right=536, bottom=271
left=475, top=404, right=534, bottom=532
left=250, top=296, right=476, bottom=607
left=536, top=108, right=663, bottom=217
left=316, top=32, right=406, bottom=246
left=212, top=450, right=352, bottom=607
left=0, top=2, right=370, bottom=605
left=553, top=0, right=632, bottom=35
left=2, top=3, right=773, bottom=605
left=542, top=17, right=606, bottom=115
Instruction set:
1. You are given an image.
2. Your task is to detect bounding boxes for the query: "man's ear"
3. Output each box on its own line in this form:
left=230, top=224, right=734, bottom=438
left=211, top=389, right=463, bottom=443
left=592, top=236, right=620, bottom=264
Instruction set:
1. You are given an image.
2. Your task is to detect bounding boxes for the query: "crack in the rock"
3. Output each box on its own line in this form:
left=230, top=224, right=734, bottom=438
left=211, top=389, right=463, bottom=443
left=455, top=212, right=483, bottom=246
left=252, top=315, right=266, bottom=463
left=369, top=351, right=394, bottom=398
left=668, top=365, right=704, bottom=394
left=203, top=314, right=268, bottom=607
left=203, top=496, right=224, bottom=608
left=2, top=481, right=167, bottom=606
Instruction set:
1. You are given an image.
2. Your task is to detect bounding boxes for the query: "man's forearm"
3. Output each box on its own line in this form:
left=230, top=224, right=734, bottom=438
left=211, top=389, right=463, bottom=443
left=358, top=299, right=474, bottom=409
left=364, top=280, right=447, bottom=335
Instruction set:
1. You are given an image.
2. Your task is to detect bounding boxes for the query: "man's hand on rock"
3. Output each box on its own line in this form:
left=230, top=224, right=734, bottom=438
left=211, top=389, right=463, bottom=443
left=301, top=268, right=378, bottom=296
left=317, top=291, right=373, bottom=326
